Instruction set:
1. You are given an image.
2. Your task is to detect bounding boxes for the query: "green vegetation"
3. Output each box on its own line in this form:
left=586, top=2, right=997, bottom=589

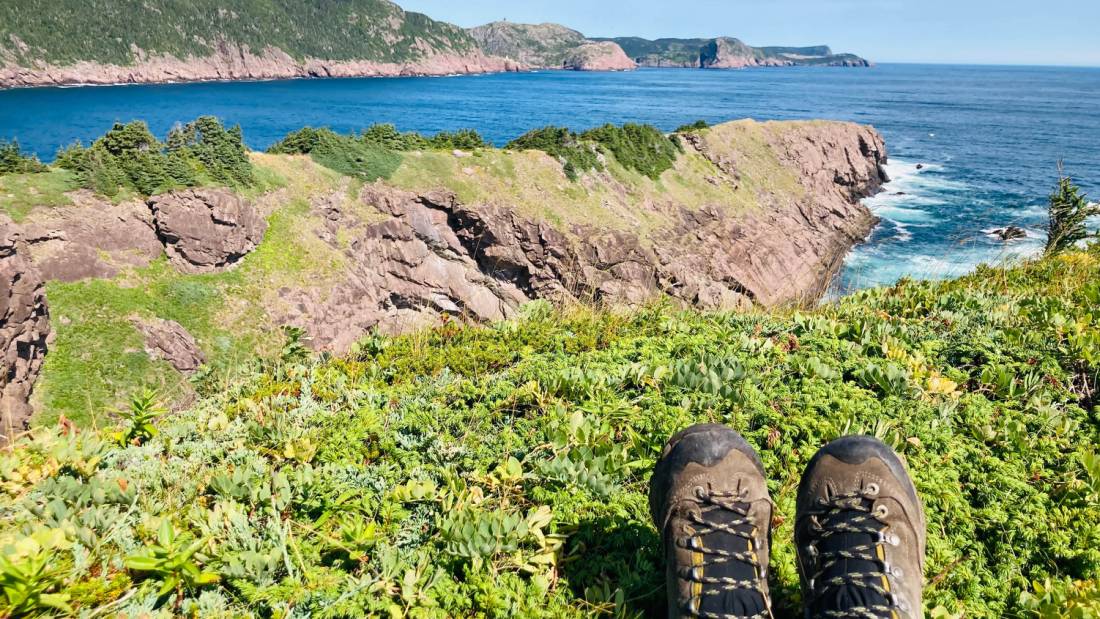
left=4, top=246, right=1099, bottom=616
left=505, top=127, right=602, bottom=181
left=0, top=139, right=46, bottom=174
left=675, top=120, right=710, bottom=133
left=505, top=123, right=681, bottom=181
left=0, top=169, right=79, bottom=222
left=1046, top=172, right=1098, bottom=255
left=268, top=125, right=489, bottom=181
left=0, top=0, right=476, bottom=67
left=55, top=117, right=254, bottom=197
left=582, top=123, right=683, bottom=180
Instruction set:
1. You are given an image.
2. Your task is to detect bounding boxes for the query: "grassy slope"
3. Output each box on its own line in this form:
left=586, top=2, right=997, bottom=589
left=28, top=120, right=808, bottom=426
left=33, top=154, right=350, bottom=426
left=0, top=0, right=476, bottom=67
left=0, top=169, right=79, bottom=222
left=387, top=120, right=801, bottom=237
left=2, top=247, right=1098, bottom=617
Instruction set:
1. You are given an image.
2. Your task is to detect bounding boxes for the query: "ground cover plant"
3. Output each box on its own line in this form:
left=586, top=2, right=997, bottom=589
left=2, top=244, right=1098, bottom=617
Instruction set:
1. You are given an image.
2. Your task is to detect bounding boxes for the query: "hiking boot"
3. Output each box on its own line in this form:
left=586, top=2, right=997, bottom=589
left=649, top=424, right=774, bottom=618
left=795, top=436, right=926, bottom=619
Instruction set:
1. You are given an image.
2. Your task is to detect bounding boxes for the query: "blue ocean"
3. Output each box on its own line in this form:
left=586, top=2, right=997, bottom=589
left=2, top=64, right=1098, bottom=290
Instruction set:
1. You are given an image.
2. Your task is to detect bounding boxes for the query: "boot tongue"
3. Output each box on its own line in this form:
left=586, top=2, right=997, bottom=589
left=810, top=510, right=892, bottom=618
left=696, top=503, right=768, bottom=617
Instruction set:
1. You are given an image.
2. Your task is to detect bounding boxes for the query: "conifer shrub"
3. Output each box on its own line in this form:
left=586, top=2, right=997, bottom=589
left=0, top=139, right=47, bottom=174
left=1046, top=171, right=1098, bottom=255
left=675, top=119, right=710, bottom=133
left=269, top=125, right=488, bottom=180
left=54, top=117, right=254, bottom=197
left=580, top=123, right=682, bottom=180
left=506, top=123, right=681, bottom=181
left=506, top=126, right=603, bottom=181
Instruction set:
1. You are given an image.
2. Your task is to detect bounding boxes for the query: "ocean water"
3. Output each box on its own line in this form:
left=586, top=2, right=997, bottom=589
left=1, top=64, right=1098, bottom=290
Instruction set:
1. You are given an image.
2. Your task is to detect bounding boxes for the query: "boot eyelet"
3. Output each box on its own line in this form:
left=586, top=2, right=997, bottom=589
left=888, top=533, right=901, bottom=546
left=865, top=483, right=880, bottom=496
left=693, top=486, right=707, bottom=499
left=874, top=504, right=889, bottom=518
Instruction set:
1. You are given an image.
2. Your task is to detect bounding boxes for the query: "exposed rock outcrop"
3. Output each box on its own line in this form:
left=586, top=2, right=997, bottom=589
left=0, top=222, right=49, bottom=443
left=0, top=45, right=523, bottom=89
left=562, top=42, right=636, bottom=71
left=19, top=193, right=162, bottom=282
left=275, top=121, right=886, bottom=351
left=149, top=189, right=266, bottom=273
left=596, top=36, right=871, bottom=69
left=132, top=318, right=205, bottom=373
left=468, top=22, right=634, bottom=71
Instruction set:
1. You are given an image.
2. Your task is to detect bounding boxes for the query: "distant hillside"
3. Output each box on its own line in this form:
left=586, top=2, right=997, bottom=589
left=468, top=22, right=636, bottom=71
left=595, top=36, right=871, bottom=68
left=0, top=0, right=521, bottom=88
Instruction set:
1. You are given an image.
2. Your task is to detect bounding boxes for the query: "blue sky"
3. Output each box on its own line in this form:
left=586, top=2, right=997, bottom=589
left=399, top=0, right=1100, bottom=66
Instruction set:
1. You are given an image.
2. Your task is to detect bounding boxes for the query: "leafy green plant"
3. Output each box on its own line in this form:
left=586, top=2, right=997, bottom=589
left=113, top=388, right=165, bottom=446
left=124, top=521, right=219, bottom=600
left=0, top=528, right=72, bottom=617
left=675, top=120, right=710, bottom=133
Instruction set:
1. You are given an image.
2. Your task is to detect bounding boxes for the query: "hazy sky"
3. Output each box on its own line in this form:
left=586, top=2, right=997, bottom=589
left=399, top=0, right=1100, bottom=67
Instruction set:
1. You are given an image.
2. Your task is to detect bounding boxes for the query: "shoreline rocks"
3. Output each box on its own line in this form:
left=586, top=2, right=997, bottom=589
left=0, top=46, right=524, bottom=90
left=149, top=189, right=266, bottom=273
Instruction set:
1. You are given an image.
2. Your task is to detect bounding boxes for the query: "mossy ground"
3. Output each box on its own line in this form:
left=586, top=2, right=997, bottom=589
left=0, top=169, right=79, bottom=222
left=3, top=247, right=1098, bottom=617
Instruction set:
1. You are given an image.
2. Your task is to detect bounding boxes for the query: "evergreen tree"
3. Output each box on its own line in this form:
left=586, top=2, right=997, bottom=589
left=1045, top=170, right=1098, bottom=255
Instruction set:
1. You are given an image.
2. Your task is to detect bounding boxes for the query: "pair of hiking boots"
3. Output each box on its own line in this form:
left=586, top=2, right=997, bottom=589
left=650, top=424, right=926, bottom=619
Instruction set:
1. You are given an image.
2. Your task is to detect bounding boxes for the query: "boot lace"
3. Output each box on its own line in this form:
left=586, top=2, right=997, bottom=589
left=803, top=486, right=906, bottom=619
left=676, top=486, right=770, bottom=619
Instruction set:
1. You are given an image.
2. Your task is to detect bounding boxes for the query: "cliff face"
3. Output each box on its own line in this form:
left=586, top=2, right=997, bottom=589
left=0, top=222, right=49, bottom=443
left=0, top=0, right=522, bottom=88
left=468, top=22, right=635, bottom=71
left=597, top=36, right=872, bottom=68
left=0, top=45, right=522, bottom=89
left=5, top=119, right=886, bottom=420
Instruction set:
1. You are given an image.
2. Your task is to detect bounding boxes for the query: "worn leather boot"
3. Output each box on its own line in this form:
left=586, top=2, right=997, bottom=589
left=795, top=436, right=926, bottom=618
left=649, top=424, right=774, bottom=618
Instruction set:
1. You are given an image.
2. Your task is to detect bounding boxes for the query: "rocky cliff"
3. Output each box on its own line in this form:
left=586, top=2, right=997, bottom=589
left=3, top=119, right=886, bottom=421
left=0, top=0, right=522, bottom=88
left=468, top=22, right=635, bottom=71
left=597, top=37, right=872, bottom=68
left=0, top=222, right=48, bottom=442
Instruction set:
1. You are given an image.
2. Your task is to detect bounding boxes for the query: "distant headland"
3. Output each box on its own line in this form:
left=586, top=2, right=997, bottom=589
left=0, top=1, right=870, bottom=89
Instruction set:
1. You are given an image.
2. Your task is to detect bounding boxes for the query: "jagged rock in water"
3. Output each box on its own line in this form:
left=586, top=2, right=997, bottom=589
left=132, top=317, right=205, bottom=373
left=990, top=226, right=1028, bottom=241
left=149, top=189, right=266, bottom=273
left=0, top=222, right=49, bottom=443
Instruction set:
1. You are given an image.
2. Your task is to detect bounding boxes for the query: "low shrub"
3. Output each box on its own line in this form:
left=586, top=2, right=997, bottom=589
left=675, top=119, right=710, bottom=133
left=506, top=123, right=681, bottom=181
left=54, top=117, right=254, bottom=196
left=580, top=123, right=682, bottom=180
left=0, top=139, right=47, bottom=175
left=269, top=125, right=489, bottom=180
left=506, top=126, right=602, bottom=181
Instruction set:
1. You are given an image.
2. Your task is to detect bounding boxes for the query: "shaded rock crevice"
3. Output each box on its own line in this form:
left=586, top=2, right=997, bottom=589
left=1, top=222, right=49, bottom=443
